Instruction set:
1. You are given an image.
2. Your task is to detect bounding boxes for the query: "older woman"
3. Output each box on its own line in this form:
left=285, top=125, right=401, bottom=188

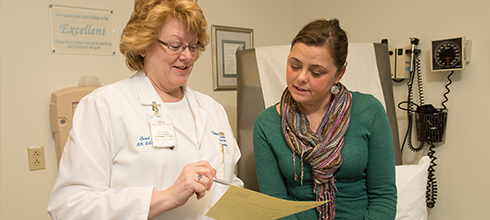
left=253, top=19, right=397, bottom=219
left=47, top=0, right=242, bottom=219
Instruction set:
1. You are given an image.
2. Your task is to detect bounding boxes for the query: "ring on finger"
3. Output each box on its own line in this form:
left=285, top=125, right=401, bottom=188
left=197, top=174, right=202, bottom=182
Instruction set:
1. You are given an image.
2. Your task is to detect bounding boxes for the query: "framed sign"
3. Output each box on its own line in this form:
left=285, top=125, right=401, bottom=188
left=49, top=5, right=115, bottom=55
left=211, top=25, right=253, bottom=91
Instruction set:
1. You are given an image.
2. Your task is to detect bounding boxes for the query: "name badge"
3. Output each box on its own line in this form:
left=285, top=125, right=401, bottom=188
left=148, top=114, right=177, bottom=149
left=148, top=101, right=177, bottom=149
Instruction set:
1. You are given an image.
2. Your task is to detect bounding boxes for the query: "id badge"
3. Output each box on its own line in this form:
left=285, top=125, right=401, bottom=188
left=148, top=114, right=177, bottom=149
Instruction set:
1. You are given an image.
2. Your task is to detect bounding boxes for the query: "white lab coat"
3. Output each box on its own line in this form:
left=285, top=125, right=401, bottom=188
left=47, top=71, right=243, bottom=220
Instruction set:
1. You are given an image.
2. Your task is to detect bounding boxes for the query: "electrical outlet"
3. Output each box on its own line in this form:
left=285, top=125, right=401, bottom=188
left=27, top=146, right=45, bottom=171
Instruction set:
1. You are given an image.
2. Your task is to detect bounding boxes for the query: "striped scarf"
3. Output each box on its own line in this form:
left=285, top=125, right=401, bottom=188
left=280, top=83, right=351, bottom=220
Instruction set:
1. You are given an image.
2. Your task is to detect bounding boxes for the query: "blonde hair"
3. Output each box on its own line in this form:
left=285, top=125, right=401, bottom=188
left=120, top=0, right=209, bottom=71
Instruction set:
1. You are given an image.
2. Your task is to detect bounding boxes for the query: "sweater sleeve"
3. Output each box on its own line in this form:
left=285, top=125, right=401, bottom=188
left=364, top=97, right=398, bottom=219
left=253, top=107, right=300, bottom=220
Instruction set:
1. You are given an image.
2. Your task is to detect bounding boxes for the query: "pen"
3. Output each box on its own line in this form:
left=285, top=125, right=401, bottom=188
left=213, top=178, right=234, bottom=186
left=220, top=144, right=224, bottom=163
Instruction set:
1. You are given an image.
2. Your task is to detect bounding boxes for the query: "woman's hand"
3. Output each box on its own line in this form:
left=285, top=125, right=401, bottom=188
left=168, top=160, right=217, bottom=202
left=148, top=161, right=216, bottom=219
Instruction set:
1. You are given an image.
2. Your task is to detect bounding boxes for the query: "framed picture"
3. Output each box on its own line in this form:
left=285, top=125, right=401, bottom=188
left=211, top=25, right=254, bottom=91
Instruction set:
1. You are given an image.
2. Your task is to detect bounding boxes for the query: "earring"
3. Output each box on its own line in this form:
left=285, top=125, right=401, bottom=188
left=331, top=84, right=340, bottom=95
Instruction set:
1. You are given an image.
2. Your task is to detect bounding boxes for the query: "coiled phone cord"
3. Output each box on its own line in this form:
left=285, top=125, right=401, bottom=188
left=441, top=71, right=454, bottom=110
left=415, top=56, right=425, bottom=105
left=426, top=144, right=438, bottom=208
left=424, top=71, right=453, bottom=208
left=399, top=55, right=425, bottom=153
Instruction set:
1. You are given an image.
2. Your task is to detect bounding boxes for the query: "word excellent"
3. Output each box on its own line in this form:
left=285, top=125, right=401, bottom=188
left=59, top=23, right=106, bottom=36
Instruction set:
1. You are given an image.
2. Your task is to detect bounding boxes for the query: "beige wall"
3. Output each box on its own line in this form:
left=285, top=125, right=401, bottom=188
left=1, top=0, right=488, bottom=219
left=0, top=0, right=295, bottom=219
left=293, top=0, right=490, bottom=219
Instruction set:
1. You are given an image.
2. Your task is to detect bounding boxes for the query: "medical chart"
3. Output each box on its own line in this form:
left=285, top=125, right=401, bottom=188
left=206, top=185, right=326, bottom=220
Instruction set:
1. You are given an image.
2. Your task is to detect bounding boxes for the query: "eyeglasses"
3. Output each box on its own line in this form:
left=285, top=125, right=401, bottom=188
left=157, top=39, right=203, bottom=55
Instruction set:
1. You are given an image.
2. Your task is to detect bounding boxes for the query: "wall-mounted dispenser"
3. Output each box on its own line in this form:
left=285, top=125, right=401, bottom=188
left=49, top=76, right=100, bottom=163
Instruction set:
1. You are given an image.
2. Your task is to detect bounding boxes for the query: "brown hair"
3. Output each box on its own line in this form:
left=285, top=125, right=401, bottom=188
left=292, top=18, right=348, bottom=72
left=120, top=0, right=209, bottom=71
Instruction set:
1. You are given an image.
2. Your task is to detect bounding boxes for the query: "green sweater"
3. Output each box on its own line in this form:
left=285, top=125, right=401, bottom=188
left=253, top=92, right=397, bottom=220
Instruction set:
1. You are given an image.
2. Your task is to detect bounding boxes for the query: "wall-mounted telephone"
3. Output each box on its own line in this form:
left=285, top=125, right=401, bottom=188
left=49, top=86, right=98, bottom=163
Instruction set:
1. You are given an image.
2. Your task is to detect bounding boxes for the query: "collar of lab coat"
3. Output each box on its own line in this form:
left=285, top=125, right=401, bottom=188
left=132, top=70, right=208, bottom=148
